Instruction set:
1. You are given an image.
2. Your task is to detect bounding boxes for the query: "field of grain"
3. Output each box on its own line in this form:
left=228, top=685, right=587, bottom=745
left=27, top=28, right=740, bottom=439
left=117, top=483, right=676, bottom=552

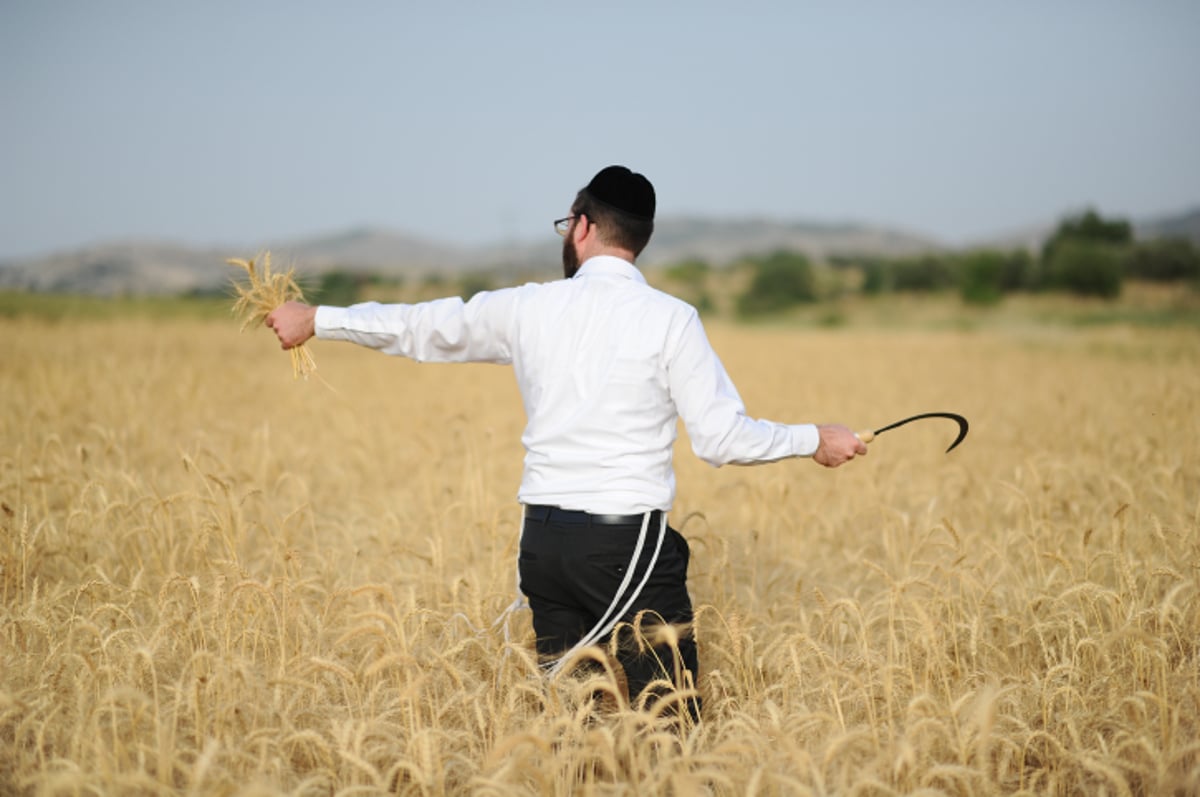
left=2, top=310, right=1198, bottom=795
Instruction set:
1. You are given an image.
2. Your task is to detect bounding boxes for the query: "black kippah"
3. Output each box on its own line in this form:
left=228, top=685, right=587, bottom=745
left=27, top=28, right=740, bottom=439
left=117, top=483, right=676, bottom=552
left=584, top=165, right=656, bottom=221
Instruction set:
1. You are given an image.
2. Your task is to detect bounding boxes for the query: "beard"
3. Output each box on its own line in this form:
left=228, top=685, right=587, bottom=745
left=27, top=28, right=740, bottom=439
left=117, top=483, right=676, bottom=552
left=561, top=236, right=580, bottom=279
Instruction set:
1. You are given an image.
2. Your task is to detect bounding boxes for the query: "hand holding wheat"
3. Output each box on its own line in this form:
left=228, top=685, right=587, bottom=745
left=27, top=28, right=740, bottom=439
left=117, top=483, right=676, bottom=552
left=228, top=252, right=317, bottom=379
left=265, top=302, right=317, bottom=349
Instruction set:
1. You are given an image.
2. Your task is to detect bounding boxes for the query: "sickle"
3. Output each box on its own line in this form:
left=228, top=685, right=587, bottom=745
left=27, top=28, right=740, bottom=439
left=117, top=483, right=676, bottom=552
left=856, top=412, right=969, bottom=453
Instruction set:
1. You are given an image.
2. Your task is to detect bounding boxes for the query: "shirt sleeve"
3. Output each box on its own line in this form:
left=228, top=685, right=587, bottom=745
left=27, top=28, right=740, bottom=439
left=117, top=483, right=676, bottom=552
left=666, top=310, right=819, bottom=466
left=313, top=287, right=522, bottom=364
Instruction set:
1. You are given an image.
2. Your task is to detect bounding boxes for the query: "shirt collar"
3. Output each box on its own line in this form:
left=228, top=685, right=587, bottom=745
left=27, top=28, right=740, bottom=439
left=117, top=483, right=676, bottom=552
left=575, top=255, right=647, bottom=284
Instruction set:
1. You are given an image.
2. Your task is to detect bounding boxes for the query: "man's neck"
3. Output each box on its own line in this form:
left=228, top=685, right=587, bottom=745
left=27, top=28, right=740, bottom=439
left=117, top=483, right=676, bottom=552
left=582, top=243, right=637, bottom=264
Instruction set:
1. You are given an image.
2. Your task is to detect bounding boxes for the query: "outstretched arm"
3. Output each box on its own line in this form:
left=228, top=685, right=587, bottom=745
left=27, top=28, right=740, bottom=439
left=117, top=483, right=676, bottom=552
left=267, top=289, right=523, bottom=364
left=266, top=301, right=317, bottom=350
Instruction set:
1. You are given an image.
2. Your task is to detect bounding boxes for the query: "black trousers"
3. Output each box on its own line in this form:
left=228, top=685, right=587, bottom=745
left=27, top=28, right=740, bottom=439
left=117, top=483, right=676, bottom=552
left=518, top=506, right=701, bottom=721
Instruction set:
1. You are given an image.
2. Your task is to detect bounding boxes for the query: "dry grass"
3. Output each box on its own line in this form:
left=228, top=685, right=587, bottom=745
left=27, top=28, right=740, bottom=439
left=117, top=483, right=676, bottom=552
left=228, top=252, right=317, bottom=380
left=2, top=313, right=1198, bottom=795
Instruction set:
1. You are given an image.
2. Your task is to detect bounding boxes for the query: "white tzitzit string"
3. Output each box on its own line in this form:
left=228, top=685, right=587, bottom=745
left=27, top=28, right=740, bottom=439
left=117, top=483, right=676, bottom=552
left=491, top=505, right=528, bottom=645
left=546, top=510, right=667, bottom=677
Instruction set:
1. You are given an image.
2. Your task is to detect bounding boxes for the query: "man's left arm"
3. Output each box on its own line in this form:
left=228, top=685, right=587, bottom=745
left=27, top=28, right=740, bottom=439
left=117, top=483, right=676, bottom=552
left=667, top=311, right=864, bottom=468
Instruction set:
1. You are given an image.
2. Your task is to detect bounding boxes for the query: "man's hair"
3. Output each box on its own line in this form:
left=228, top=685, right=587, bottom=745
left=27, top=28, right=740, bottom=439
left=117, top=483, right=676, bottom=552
left=572, top=189, right=655, bottom=256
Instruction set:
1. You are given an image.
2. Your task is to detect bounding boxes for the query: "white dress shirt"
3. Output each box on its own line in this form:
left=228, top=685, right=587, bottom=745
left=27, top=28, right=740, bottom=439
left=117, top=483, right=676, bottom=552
left=314, top=255, right=819, bottom=514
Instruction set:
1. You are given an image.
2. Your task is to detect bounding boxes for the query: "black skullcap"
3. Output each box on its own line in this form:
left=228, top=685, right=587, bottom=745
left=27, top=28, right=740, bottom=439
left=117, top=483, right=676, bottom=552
left=584, top=165, right=656, bottom=221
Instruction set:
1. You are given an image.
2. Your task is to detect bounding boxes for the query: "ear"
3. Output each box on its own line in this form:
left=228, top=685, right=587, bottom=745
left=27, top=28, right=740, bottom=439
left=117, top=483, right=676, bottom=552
left=573, top=213, right=594, bottom=246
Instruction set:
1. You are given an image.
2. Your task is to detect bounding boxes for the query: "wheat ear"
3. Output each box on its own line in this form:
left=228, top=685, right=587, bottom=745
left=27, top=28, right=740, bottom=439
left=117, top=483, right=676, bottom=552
left=227, top=251, right=317, bottom=380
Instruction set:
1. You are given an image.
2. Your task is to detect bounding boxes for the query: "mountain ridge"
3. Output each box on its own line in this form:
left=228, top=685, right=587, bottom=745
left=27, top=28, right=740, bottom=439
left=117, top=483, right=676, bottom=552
left=2, top=208, right=1196, bottom=297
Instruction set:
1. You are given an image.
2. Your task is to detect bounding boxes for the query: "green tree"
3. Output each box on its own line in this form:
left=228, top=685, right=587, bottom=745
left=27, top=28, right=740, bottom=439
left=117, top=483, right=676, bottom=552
left=1035, top=209, right=1132, bottom=296
left=665, top=258, right=711, bottom=284
left=1043, top=241, right=1124, bottom=298
left=1042, top=209, right=1133, bottom=262
left=959, top=251, right=1007, bottom=305
left=860, top=260, right=887, bottom=295
left=890, top=255, right=956, bottom=292
left=458, top=272, right=496, bottom=300
left=958, top=249, right=1034, bottom=304
left=1125, top=239, right=1200, bottom=282
left=736, top=250, right=815, bottom=317
left=999, top=249, right=1034, bottom=291
left=311, top=269, right=366, bottom=306
left=664, top=258, right=715, bottom=315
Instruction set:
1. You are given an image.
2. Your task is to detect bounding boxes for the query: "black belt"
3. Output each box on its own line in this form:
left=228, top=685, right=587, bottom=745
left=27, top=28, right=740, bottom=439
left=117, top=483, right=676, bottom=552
left=524, top=504, right=662, bottom=527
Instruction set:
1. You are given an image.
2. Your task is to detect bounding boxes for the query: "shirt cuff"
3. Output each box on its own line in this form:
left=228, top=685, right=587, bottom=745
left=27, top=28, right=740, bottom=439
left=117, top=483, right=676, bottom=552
left=313, top=305, right=348, bottom=340
left=792, top=423, right=820, bottom=457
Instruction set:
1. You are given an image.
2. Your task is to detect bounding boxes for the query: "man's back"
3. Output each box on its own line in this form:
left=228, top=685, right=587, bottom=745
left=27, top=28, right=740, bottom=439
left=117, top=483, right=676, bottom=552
left=510, top=256, right=694, bottom=514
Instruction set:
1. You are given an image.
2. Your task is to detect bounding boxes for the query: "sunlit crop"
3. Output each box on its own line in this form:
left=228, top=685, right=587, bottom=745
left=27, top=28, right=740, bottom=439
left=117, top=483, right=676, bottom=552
left=2, top=309, right=1198, bottom=795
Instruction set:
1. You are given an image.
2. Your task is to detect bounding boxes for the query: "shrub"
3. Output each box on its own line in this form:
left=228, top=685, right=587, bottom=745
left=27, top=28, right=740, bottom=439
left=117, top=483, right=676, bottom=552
left=736, top=250, right=815, bottom=317
left=861, top=261, right=887, bottom=295
left=890, top=255, right=956, bottom=292
left=959, top=251, right=1008, bottom=305
left=665, top=258, right=711, bottom=284
left=1125, top=239, right=1200, bottom=282
left=958, top=249, right=1035, bottom=304
left=663, top=258, right=714, bottom=315
left=999, top=249, right=1035, bottom=291
left=458, top=273, right=496, bottom=300
left=1042, top=208, right=1133, bottom=262
left=312, top=269, right=366, bottom=307
left=1043, top=241, right=1124, bottom=298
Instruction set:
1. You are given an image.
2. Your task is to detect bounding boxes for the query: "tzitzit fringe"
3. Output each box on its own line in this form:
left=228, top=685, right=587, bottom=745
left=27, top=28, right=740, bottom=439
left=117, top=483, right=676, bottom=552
left=490, top=508, right=668, bottom=678
left=545, top=510, right=667, bottom=677
left=491, top=505, right=529, bottom=646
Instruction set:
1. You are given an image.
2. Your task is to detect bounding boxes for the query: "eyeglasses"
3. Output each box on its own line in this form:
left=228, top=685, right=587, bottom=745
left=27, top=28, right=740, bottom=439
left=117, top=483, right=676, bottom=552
left=553, top=215, right=578, bottom=237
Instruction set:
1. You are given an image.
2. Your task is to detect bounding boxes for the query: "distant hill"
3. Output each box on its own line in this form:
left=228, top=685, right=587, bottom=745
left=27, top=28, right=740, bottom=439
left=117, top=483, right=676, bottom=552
left=1136, top=207, right=1200, bottom=245
left=642, top=217, right=939, bottom=265
left=1, top=207, right=1196, bottom=296
left=0, top=217, right=944, bottom=296
left=0, top=241, right=234, bottom=296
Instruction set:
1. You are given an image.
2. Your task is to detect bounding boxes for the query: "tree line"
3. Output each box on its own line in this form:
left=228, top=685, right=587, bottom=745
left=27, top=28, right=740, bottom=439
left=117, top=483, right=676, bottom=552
left=668, top=209, right=1199, bottom=318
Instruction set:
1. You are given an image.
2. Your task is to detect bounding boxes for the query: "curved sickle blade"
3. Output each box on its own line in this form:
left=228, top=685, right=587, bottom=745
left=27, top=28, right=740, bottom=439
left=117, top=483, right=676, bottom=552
left=873, top=412, right=970, bottom=453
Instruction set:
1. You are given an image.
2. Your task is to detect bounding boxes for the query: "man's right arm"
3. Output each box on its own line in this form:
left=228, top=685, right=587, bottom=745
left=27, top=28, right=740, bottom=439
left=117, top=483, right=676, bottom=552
left=266, top=301, right=316, bottom=350
left=267, top=288, right=524, bottom=365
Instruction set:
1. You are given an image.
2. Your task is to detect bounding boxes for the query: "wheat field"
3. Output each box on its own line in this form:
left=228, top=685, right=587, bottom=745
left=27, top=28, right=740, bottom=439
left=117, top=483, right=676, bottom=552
left=2, top=311, right=1198, bottom=795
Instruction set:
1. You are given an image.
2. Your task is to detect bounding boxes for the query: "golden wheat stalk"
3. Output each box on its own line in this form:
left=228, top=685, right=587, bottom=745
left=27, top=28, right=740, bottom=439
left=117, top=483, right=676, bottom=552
left=227, top=251, right=316, bottom=380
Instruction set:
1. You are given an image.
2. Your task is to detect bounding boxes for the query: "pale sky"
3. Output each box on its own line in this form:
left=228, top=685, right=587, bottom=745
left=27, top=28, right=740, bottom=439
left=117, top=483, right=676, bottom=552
left=2, top=1, right=1198, bottom=261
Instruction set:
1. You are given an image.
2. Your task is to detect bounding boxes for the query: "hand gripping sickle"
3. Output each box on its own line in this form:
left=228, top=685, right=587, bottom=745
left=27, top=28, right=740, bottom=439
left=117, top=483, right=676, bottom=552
left=856, top=412, right=970, bottom=453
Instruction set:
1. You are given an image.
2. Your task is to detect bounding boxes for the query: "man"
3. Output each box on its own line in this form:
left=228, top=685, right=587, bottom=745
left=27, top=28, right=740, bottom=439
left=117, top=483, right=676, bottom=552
left=266, top=165, right=866, bottom=722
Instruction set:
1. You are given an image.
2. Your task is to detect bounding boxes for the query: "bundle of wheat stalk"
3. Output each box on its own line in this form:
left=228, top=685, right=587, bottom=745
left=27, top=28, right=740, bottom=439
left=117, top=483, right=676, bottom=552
left=227, top=251, right=317, bottom=379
